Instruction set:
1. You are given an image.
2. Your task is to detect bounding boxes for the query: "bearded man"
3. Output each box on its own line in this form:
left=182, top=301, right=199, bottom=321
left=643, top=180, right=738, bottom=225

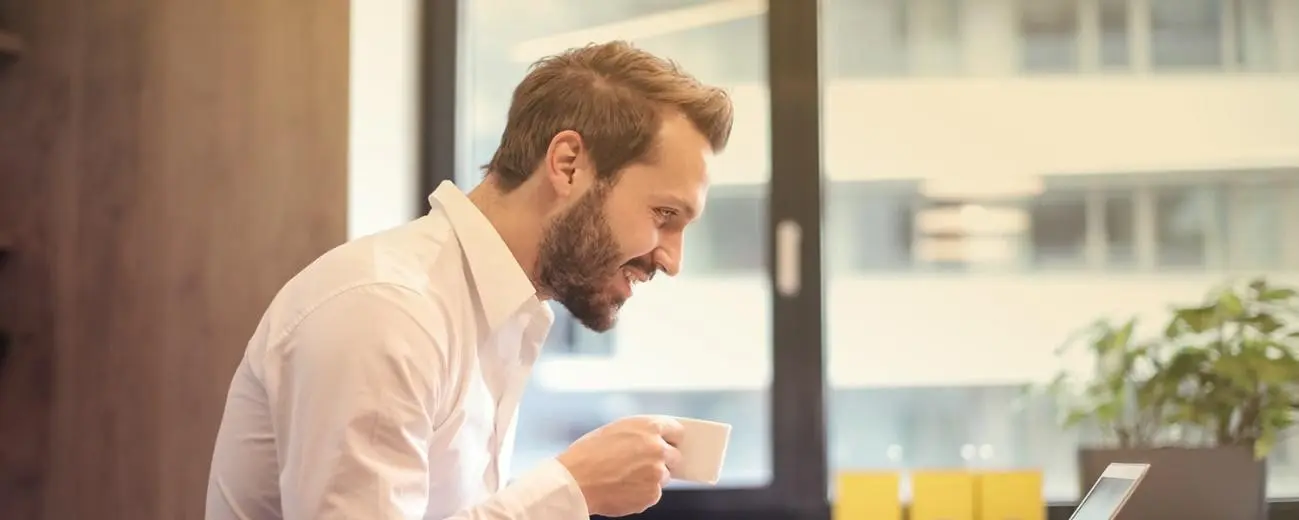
left=204, top=40, right=733, bottom=520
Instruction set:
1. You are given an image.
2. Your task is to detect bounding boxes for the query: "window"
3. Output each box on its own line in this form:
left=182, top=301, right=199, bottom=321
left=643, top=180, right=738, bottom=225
left=822, top=0, right=962, bottom=76
left=436, top=1, right=1299, bottom=515
left=1103, top=191, right=1137, bottom=266
left=1153, top=185, right=1218, bottom=268
left=457, top=0, right=776, bottom=489
left=543, top=304, right=618, bottom=356
left=822, top=0, right=909, bottom=77
left=1007, top=0, right=1289, bottom=74
left=907, top=0, right=965, bottom=74
left=822, top=173, right=1296, bottom=502
left=816, top=174, right=1293, bottom=275
left=1224, top=181, right=1286, bottom=269
left=1150, top=0, right=1224, bottom=68
left=1233, top=0, right=1277, bottom=70
left=687, top=187, right=766, bottom=274
left=1098, top=0, right=1132, bottom=68
left=1020, top=0, right=1080, bottom=71
left=1030, top=189, right=1088, bottom=267
left=826, top=181, right=917, bottom=272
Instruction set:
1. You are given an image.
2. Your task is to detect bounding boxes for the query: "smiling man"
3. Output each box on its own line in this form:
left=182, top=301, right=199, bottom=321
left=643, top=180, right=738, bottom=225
left=205, top=41, right=733, bottom=520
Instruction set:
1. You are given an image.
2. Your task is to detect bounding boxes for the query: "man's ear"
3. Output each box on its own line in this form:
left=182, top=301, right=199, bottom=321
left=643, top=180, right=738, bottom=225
left=544, top=130, right=584, bottom=198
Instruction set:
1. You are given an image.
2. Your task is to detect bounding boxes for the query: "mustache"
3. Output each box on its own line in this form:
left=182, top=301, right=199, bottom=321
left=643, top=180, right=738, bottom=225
left=621, top=256, right=659, bottom=281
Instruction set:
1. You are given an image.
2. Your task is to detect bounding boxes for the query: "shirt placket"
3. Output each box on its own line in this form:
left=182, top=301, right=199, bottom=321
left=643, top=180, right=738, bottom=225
left=489, top=308, right=548, bottom=490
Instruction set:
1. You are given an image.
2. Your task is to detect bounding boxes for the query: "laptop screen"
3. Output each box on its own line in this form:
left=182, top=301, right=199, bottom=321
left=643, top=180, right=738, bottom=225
left=1069, top=476, right=1139, bottom=520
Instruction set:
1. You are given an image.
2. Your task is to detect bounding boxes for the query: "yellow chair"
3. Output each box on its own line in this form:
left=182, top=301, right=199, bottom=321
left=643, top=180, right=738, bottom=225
left=910, top=470, right=977, bottom=520
left=976, top=470, right=1045, bottom=520
left=833, top=471, right=902, bottom=520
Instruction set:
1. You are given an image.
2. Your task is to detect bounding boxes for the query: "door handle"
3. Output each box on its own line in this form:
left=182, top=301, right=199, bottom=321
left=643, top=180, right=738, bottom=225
left=776, top=219, right=801, bottom=297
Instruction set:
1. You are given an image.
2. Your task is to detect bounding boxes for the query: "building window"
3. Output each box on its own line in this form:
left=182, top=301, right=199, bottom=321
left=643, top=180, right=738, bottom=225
left=1102, top=191, right=1138, bottom=267
left=1150, top=0, right=1225, bottom=68
left=906, top=0, right=965, bottom=75
left=1030, top=189, right=1089, bottom=267
left=1098, top=0, right=1132, bottom=68
left=544, top=304, right=618, bottom=356
left=686, top=187, right=765, bottom=275
left=1232, top=0, right=1277, bottom=70
left=823, top=0, right=909, bottom=77
left=1020, top=0, right=1081, bottom=72
left=1153, top=184, right=1219, bottom=268
left=1224, top=181, right=1286, bottom=269
left=827, top=182, right=917, bottom=272
left=826, top=173, right=1290, bottom=274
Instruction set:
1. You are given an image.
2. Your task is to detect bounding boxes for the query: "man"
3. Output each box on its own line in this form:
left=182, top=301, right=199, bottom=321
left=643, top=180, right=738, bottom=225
left=205, top=40, right=733, bottom=520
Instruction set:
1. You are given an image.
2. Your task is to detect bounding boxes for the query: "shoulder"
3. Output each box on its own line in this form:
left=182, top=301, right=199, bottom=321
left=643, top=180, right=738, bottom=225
left=265, top=217, right=469, bottom=342
left=258, top=282, right=456, bottom=407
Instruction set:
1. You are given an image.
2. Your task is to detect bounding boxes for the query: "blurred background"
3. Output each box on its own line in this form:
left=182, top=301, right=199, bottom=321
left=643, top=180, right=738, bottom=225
left=444, top=0, right=1299, bottom=505
left=3, top=0, right=1299, bottom=519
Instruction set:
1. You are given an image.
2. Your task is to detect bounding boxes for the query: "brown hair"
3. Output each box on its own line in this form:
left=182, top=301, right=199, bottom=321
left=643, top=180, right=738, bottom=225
left=485, top=40, right=734, bottom=191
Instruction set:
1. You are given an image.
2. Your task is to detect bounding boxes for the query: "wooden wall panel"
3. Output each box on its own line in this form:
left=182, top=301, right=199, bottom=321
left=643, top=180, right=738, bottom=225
left=0, top=2, right=77, bottom=518
left=0, top=1, right=349, bottom=519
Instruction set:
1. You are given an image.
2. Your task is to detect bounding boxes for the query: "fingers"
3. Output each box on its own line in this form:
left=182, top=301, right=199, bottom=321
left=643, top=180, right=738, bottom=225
left=662, top=441, right=682, bottom=472
left=654, top=436, right=675, bottom=488
left=646, top=482, right=665, bottom=511
left=653, top=417, right=685, bottom=446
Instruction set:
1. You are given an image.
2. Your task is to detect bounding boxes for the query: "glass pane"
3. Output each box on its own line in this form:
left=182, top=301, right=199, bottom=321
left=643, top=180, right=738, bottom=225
left=826, top=181, right=917, bottom=272
left=1103, top=191, right=1136, bottom=266
left=1098, top=0, right=1131, bottom=68
left=1030, top=190, right=1087, bottom=267
left=823, top=0, right=909, bottom=77
left=1150, top=0, right=1224, bottom=68
left=459, top=0, right=772, bottom=487
left=1225, top=181, right=1285, bottom=269
left=1019, top=0, right=1079, bottom=72
left=823, top=0, right=962, bottom=77
left=1153, top=185, right=1217, bottom=268
left=1234, top=0, right=1276, bottom=70
left=908, top=0, right=965, bottom=74
left=823, top=3, right=1299, bottom=505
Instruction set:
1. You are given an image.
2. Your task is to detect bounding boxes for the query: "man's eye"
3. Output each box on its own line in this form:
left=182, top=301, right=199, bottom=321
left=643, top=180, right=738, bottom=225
left=653, top=208, right=677, bottom=221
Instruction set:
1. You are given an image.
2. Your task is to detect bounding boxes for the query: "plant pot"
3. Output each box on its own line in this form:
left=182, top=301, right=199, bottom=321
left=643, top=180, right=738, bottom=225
left=1077, top=446, right=1266, bottom=520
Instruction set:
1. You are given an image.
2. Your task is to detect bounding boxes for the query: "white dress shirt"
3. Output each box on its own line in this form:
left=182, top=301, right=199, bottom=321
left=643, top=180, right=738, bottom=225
left=205, top=181, right=589, bottom=520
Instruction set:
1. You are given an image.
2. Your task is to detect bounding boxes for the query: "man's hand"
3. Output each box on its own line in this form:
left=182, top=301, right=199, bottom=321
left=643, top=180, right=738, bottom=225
left=555, top=416, right=684, bottom=517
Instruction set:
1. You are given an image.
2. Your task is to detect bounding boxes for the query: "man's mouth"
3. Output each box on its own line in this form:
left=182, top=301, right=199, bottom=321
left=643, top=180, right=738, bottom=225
left=615, top=266, right=651, bottom=300
left=622, top=266, right=651, bottom=285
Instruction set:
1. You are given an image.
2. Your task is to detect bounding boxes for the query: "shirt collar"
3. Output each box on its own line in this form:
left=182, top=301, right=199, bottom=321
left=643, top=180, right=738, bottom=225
left=429, top=181, right=539, bottom=331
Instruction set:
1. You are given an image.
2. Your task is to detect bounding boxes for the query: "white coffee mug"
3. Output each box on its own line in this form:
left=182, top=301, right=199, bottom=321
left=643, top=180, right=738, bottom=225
left=663, top=416, right=732, bottom=485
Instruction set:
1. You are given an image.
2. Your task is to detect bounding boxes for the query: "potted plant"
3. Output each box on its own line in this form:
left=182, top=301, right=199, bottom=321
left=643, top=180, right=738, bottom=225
left=1046, top=277, right=1299, bottom=520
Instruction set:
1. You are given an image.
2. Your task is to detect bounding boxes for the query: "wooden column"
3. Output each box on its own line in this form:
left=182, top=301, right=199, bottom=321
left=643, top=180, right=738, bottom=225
left=0, top=1, right=349, bottom=518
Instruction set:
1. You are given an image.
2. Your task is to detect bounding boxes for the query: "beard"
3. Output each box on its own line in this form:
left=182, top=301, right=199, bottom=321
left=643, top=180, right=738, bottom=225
left=536, top=182, right=648, bottom=332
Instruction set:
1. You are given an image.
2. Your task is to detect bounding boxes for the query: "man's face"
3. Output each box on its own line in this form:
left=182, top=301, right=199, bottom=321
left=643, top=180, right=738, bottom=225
left=536, top=113, right=712, bottom=331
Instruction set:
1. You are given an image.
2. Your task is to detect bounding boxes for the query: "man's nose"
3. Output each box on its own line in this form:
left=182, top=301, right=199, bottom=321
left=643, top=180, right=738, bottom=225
left=653, top=233, right=683, bottom=277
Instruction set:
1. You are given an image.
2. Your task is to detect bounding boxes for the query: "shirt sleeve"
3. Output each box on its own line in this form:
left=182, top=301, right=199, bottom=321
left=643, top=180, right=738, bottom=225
left=273, top=283, right=589, bottom=520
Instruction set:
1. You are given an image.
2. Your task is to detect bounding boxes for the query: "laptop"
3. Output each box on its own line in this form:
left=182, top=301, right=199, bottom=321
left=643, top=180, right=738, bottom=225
left=1068, top=462, right=1150, bottom=520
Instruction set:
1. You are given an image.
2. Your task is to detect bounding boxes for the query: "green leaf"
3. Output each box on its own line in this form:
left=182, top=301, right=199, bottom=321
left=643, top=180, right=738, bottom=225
left=1255, top=406, right=1297, bottom=458
left=1245, top=313, right=1285, bottom=335
left=1173, top=305, right=1220, bottom=334
left=1250, top=278, right=1269, bottom=294
left=1260, top=288, right=1298, bottom=302
left=1062, top=409, right=1092, bottom=428
left=1218, top=291, right=1246, bottom=319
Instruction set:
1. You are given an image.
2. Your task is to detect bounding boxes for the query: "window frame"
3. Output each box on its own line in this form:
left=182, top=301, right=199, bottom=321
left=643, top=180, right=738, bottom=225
left=420, top=1, right=1299, bottom=519
left=421, top=1, right=828, bottom=518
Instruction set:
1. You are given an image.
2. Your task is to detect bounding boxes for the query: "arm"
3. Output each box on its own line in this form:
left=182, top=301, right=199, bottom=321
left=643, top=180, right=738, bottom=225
left=273, top=283, right=589, bottom=520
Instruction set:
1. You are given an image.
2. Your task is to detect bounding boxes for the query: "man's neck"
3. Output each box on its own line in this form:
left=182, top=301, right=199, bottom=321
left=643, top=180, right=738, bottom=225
left=466, top=177, right=547, bottom=294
